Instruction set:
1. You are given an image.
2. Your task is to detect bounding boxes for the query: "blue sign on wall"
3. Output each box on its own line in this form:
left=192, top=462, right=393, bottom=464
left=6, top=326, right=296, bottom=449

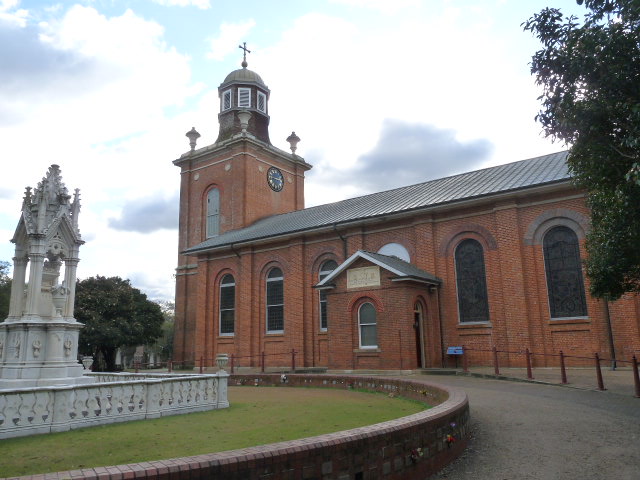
left=446, top=346, right=464, bottom=355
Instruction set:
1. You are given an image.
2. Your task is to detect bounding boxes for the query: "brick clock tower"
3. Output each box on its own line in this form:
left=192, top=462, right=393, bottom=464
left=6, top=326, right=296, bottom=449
left=173, top=51, right=312, bottom=363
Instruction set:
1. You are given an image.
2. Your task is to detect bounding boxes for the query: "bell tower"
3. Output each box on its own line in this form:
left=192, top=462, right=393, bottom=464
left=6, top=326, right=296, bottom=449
left=173, top=46, right=312, bottom=364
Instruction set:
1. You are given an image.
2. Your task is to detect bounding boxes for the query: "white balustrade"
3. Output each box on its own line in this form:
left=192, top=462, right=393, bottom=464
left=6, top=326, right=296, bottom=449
left=0, top=372, right=229, bottom=439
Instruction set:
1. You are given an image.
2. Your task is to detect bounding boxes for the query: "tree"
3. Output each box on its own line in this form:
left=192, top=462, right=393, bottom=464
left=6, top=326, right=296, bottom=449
left=0, top=261, right=11, bottom=319
left=149, top=300, right=175, bottom=362
left=75, top=276, right=164, bottom=371
left=523, top=0, right=640, bottom=299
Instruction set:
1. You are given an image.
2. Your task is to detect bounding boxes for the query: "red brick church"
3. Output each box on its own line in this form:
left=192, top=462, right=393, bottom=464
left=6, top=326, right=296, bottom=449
left=172, top=59, right=639, bottom=370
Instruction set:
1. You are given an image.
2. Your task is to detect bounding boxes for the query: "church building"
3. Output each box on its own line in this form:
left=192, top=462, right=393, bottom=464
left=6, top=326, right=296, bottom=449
left=172, top=57, right=640, bottom=370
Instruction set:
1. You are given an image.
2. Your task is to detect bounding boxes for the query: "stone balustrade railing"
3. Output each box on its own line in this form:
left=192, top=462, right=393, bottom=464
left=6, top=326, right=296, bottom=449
left=0, top=372, right=229, bottom=439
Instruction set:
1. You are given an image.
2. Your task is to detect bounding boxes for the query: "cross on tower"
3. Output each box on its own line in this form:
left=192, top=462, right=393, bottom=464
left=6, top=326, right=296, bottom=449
left=239, top=42, right=251, bottom=67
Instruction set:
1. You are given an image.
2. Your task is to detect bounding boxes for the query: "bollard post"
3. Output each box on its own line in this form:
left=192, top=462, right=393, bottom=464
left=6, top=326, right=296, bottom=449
left=632, top=356, right=640, bottom=398
left=493, top=346, right=500, bottom=376
left=199, top=356, right=204, bottom=374
left=230, top=353, right=235, bottom=374
left=261, top=351, right=265, bottom=373
left=559, top=351, right=568, bottom=384
left=462, top=347, right=469, bottom=373
left=168, top=359, right=173, bottom=373
left=595, top=352, right=606, bottom=391
left=525, top=348, right=534, bottom=380
left=291, top=349, right=296, bottom=372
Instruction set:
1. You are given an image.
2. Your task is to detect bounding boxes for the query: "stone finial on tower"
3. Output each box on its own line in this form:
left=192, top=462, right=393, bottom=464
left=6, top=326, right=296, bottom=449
left=286, top=132, right=301, bottom=154
left=186, top=127, right=201, bottom=152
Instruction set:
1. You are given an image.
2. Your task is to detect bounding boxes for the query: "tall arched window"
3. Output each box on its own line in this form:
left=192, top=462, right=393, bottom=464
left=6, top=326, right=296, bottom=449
left=318, top=260, right=338, bottom=331
left=206, top=188, right=220, bottom=238
left=455, top=239, right=490, bottom=323
left=266, top=267, right=284, bottom=333
left=219, top=274, right=235, bottom=335
left=358, top=302, right=377, bottom=348
left=543, top=226, right=588, bottom=318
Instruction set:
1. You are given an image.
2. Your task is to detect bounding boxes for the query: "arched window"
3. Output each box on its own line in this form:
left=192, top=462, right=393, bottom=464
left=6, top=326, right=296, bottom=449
left=206, top=188, right=220, bottom=238
left=318, top=260, right=338, bottom=331
left=266, top=267, right=284, bottom=333
left=219, top=274, right=235, bottom=335
left=358, top=302, right=377, bottom=348
left=543, top=226, right=588, bottom=318
left=455, top=239, right=490, bottom=323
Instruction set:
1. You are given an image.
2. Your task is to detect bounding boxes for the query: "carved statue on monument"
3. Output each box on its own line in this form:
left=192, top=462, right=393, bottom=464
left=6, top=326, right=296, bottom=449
left=0, top=165, right=94, bottom=389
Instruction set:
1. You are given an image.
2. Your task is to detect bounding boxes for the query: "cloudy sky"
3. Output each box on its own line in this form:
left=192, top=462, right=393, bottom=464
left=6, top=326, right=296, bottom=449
left=0, top=0, right=585, bottom=301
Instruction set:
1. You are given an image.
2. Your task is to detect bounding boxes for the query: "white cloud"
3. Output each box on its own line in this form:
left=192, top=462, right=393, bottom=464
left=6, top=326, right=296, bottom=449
left=328, top=0, right=419, bottom=14
left=206, top=19, right=256, bottom=61
left=0, top=0, right=28, bottom=27
left=150, top=0, right=211, bottom=9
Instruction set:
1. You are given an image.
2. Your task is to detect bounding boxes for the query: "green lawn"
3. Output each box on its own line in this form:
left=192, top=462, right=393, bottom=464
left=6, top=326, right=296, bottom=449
left=0, top=386, right=427, bottom=477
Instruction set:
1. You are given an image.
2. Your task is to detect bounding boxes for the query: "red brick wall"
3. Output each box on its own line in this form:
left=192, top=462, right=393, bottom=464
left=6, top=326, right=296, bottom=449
left=175, top=165, right=640, bottom=368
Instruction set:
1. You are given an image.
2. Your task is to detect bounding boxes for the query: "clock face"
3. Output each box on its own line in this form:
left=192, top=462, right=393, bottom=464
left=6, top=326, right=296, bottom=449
left=267, top=167, right=284, bottom=192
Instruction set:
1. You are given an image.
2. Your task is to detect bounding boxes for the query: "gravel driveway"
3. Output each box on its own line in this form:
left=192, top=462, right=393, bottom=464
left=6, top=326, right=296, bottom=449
left=405, top=374, right=640, bottom=480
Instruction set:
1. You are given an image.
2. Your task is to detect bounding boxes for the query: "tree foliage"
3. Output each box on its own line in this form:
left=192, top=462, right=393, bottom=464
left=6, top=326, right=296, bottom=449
left=75, top=276, right=164, bottom=371
left=0, top=261, right=11, bottom=320
left=524, top=0, right=640, bottom=299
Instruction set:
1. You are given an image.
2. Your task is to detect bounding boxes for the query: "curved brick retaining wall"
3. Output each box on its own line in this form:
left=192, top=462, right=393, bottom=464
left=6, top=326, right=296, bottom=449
left=8, top=374, right=469, bottom=480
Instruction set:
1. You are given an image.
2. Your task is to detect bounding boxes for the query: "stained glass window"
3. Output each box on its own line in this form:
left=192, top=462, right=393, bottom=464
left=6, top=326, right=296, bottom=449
left=543, top=226, right=588, bottom=318
left=455, top=239, right=490, bottom=323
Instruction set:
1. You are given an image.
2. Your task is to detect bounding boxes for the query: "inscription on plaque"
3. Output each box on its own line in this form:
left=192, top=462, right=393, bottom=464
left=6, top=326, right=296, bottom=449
left=347, top=266, right=380, bottom=289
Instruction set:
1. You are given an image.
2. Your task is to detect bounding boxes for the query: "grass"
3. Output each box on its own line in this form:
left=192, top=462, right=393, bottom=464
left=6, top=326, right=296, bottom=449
left=0, top=386, right=427, bottom=477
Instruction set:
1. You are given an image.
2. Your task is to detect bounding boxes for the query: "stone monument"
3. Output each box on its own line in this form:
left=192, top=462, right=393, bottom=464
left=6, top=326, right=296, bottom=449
left=0, top=165, right=93, bottom=389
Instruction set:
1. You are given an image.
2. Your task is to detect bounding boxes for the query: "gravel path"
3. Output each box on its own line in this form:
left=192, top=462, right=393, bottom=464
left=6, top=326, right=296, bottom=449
left=406, top=374, right=640, bottom=480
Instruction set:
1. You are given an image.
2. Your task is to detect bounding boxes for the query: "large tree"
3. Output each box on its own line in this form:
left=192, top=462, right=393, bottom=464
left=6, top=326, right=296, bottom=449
left=523, top=0, right=640, bottom=299
left=75, top=276, right=164, bottom=371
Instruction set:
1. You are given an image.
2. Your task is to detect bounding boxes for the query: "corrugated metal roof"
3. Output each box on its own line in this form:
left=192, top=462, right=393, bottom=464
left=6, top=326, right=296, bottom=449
left=185, top=151, right=570, bottom=254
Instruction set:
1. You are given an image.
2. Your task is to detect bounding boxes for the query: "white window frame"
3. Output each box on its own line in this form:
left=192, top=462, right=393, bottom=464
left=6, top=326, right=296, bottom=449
left=358, top=302, right=378, bottom=349
left=257, top=91, right=267, bottom=113
left=222, top=89, right=232, bottom=111
left=219, top=274, right=235, bottom=336
left=206, top=188, right=220, bottom=238
left=318, top=260, right=338, bottom=331
left=266, top=268, right=284, bottom=334
left=238, top=87, right=251, bottom=108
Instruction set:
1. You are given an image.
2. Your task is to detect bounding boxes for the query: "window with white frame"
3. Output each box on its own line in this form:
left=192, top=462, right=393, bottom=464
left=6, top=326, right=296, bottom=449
left=257, top=91, right=267, bottom=113
left=222, top=89, right=232, bottom=111
left=219, top=274, right=235, bottom=335
left=318, top=260, right=338, bottom=331
left=206, top=188, right=220, bottom=238
left=266, top=267, right=284, bottom=333
left=238, top=88, right=251, bottom=108
left=358, top=302, right=377, bottom=348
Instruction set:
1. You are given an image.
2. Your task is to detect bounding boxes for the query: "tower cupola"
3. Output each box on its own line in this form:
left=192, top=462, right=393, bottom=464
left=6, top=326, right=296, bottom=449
left=216, top=43, right=271, bottom=144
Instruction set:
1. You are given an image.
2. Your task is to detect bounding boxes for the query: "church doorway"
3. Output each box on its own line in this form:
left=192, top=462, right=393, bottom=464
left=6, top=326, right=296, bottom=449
left=414, top=302, right=426, bottom=368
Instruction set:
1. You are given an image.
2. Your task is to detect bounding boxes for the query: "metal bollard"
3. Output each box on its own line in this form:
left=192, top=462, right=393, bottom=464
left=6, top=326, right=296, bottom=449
left=595, top=352, right=605, bottom=391
left=261, top=351, right=265, bottom=373
left=559, top=351, right=568, bottom=384
left=632, top=355, right=640, bottom=398
left=526, top=348, right=534, bottom=380
left=493, top=346, right=500, bottom=376
left=199, top=356, right=204, bottom=374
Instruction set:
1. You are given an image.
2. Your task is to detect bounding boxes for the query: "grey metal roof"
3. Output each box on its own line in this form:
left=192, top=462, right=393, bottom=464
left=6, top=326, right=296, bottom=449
left=185, top=151, right=570, bottom=254
left=315, top=250, right=442, bottom=288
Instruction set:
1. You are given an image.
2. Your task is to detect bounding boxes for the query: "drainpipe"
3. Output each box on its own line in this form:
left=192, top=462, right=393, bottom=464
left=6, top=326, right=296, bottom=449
left=333, top=224, right=348, bottom=259
left=603, top=295, right=616, bottom=370
left=436, top=285, right=445, bottom=368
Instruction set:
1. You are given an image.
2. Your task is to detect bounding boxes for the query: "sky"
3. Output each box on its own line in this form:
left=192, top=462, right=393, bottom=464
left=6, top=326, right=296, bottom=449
left=0, top=0, right=587, bottom=301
